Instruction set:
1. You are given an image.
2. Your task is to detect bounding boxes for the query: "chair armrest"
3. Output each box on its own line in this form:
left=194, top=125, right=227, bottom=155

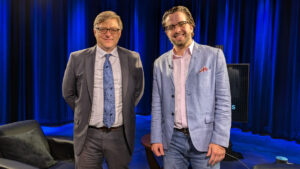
left=0, top=158, right=38, bottom=169
left=47, top=137, right=74, bottom=161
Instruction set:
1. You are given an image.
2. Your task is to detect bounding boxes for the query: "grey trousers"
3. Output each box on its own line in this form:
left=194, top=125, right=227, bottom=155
left=76, top=126, right=131, bottom=169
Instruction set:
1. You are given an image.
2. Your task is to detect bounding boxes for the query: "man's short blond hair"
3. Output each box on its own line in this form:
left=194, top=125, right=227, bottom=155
left=93, top=11, right=123, bottom=30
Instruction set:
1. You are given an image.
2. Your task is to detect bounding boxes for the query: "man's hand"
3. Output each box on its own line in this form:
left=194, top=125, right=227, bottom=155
left=206, top=143, right=226, bottom=166
left=151, top=143, right=165, bottom=157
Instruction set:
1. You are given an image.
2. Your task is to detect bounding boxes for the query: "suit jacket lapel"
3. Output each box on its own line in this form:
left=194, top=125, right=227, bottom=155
left=167, top=51, right=174, bottom=86
left=85, top=46, right=97, bottom=102
left=118, top=47, right=129, bottom=100
left=187, top=42, right=201, bottom=77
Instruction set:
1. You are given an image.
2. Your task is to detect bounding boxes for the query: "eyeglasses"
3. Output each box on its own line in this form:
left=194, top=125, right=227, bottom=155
left=164, top=21, right=189, bottom=31
left=95, top=27, right=120, bottom=34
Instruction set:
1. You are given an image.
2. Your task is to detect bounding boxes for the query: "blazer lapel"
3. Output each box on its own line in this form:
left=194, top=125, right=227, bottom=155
left=187, top=43, right=201, bottom=76
left=118, top=47, right=129, bottom=100
left=167, top=51, right=174, bottom=86
left=85, top=46, right=97, bottom=102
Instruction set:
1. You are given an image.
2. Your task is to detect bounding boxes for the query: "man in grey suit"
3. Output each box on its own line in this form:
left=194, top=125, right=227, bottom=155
left=62, top=11, right=144, bottom=169
left=151, top=6, right=231, bottom=169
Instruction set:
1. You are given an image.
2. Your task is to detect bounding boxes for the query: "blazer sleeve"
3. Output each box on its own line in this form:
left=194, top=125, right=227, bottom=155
left=211, top=49, right=232, bottom=147
left=62, top=53, right=76, bottom=111
left=150, top=61, right=163, bottom=144
left=134, top=53, right=144, bottom=106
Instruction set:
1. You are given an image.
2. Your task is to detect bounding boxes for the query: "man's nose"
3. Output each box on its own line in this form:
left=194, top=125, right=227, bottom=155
left=104, top=30, right=112, bottom=36
left=174, top=25, right=181, bottom=32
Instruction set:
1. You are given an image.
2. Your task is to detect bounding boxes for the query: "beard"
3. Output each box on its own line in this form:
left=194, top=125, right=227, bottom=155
left=169, top=32, right=192, bottom=49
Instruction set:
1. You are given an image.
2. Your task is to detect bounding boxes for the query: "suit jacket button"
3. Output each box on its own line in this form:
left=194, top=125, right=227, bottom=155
left=171, top=94, right=174, bottom=98
left=171, top=112, right=174, bottom=116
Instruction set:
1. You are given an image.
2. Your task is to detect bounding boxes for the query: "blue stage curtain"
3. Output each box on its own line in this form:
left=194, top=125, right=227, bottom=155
left=0, top=0, right=299, bottom=141
left=0, top=0, right=10, bottom=123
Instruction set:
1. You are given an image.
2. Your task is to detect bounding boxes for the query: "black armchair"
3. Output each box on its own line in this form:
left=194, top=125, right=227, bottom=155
left=253, top=163, right=300, bottom=169
left=0, top=120, right=74, bottom=169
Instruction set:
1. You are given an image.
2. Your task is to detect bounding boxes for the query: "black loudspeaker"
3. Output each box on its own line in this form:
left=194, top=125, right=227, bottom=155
left=215, top=44, right=249, bottom=122
left=223, top=64, right=250, bottom=161
left=227, top=64, right=249, bottom=122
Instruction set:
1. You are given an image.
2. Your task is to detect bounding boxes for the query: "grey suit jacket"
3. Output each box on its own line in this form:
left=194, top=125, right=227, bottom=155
left=151, top=42, right=231, bottom=151
left=62, top=45, right=144, bottom=156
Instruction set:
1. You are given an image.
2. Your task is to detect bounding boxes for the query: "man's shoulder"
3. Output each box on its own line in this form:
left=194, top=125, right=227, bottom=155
left=194, top=43, right=220, bottom=55
left=154, top=50, right=171, bottom=65
left=117, top=46, right=139, bottom=56
left=70, top=46, right=96, bottom=58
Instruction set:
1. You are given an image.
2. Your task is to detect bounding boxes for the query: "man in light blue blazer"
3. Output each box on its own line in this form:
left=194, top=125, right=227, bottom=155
left=151, top=6, right=231, bottom=169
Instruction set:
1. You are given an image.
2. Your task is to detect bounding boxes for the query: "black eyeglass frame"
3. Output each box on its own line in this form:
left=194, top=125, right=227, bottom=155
left=164, top=21, right=190, bottom=31
left=95, top=27, right=121, bottom=34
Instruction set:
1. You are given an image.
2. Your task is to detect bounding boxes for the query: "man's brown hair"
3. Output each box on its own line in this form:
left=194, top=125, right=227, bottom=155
left=162, top=6, right=195, bottom=36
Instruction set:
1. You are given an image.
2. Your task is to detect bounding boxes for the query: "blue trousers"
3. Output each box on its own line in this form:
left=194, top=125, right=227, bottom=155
left=163, top=129, right=220, bottom=169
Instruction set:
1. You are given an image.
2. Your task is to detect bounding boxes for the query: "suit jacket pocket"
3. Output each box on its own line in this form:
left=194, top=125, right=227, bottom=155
left=74, top=118, right=80, bottom=126
left=197, top=70, right=212, bottom=88
left=75, top=73, right=84, bottom=96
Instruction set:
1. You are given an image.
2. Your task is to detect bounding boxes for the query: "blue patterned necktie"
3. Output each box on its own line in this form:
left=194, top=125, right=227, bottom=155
left=103, top=54, right=115, bottom=128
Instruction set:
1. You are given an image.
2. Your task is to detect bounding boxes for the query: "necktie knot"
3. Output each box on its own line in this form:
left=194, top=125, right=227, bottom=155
left=105, top=54, right=112, bottom=60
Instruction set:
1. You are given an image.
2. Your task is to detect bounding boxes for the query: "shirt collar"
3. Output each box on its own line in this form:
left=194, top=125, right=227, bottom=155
left=189, top=40, right=195, bottom=55
left=96, top=45, right=118, bottom=58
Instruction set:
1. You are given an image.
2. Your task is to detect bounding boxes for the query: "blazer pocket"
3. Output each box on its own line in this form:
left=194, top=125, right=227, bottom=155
left=197, top=70, right=212, bottom=88
left=205, top=112, right=214, bottom=123
left=74, top=118, right=80, bottom=126
left=75, top=73, right=84, bottom=82
left=75, top=73, right=84, bottom=93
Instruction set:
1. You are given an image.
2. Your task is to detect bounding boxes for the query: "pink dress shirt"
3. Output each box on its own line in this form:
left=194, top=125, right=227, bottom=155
left=173, top=41, right=194, bottom=129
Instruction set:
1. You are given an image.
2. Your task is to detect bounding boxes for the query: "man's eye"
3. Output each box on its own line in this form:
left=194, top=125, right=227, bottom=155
left=168, top=25, right=175, bottom=30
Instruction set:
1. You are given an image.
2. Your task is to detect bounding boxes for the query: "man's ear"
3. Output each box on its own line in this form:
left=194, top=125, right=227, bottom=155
left=93, top=29, right=96, bottom=36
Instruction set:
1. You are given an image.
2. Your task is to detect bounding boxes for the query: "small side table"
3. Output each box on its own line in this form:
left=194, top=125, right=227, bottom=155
left=141, top=133, right=162, bottom=169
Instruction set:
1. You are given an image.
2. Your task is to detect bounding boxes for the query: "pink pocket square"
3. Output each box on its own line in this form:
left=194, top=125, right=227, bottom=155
left=199, top=66, right=209, bottom=73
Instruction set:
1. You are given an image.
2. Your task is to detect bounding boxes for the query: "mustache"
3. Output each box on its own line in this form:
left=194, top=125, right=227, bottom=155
left=174, top=33, right=185, bottom=38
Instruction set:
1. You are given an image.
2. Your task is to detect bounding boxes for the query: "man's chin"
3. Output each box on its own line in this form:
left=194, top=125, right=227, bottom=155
left=172, top=41, right=185, bottom=48
left=101, top=45, right=116, bottom=52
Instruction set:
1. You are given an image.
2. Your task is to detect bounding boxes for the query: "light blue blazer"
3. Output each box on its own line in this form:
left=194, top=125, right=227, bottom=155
left=151, top=42, right=231, bottom=151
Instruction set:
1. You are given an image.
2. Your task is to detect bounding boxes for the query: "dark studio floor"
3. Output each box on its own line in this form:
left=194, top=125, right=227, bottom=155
left=42, top=115, right=300, bottom=169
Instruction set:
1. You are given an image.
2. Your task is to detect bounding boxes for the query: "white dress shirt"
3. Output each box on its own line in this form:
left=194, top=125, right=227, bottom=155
left=89, top=45, right=123, bottom=127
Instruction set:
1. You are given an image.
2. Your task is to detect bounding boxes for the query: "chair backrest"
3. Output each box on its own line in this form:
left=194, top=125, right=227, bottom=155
left=0, top=120, right=50, bottom=154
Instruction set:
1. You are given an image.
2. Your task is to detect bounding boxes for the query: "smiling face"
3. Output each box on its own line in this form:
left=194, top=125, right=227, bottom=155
left=164, top=11, right=194, bottom=50
left=94, top=18, right=121, bottom=52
